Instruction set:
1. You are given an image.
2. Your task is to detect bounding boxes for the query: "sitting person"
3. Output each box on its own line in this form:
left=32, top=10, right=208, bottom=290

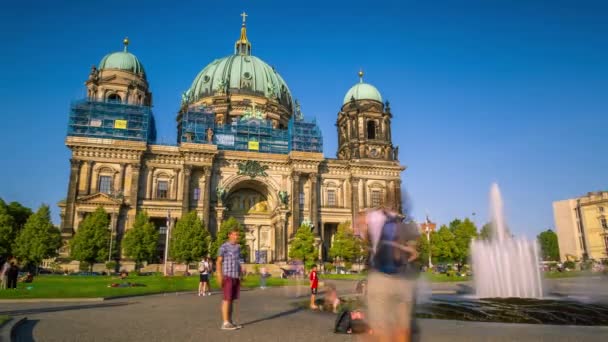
left=19, top=272, right=34, bottom=283
left=335, top=310, right=370, bottom=334
left=324, top=283, right=341, bottom=313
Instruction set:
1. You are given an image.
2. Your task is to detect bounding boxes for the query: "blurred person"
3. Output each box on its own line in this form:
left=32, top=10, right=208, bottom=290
left=7, top=261, right=19, bottom=289
left=309, top=264, right=319, bottom=309
left=216, top=227, right=243, bottom=330
left=0, top=258, right=10, bottom=290
left=260, top=266, right=269, bottom=289
left=198, top=256, right=211, bottom=296
left=358, top=204, right=420, bottom=342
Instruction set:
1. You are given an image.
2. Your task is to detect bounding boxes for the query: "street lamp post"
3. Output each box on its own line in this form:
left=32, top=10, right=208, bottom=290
left=163, top=211, right=172, bottom=276
left=108, top=222, right=114, bottom=262
left=425, top=215, right=433, bottom=268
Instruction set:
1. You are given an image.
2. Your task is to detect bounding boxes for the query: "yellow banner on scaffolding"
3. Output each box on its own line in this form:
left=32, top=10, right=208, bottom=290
left=114, top=120, right=127, bottom=129
left=248, top=141, right=259, bottom=151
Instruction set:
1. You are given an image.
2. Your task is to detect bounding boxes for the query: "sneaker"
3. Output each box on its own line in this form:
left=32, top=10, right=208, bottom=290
left=232, top=322, right=243, bottom=329
left=198, top=293, right=201, bottom=297
left=221, top=322, right=238, bottom=330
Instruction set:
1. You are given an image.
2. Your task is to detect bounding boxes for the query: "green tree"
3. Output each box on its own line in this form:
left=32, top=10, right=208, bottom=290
left=6, top=200, right=33, bottom=231
left=12, top=205, right=61, bottom=269
left=434, top=225, right=458, bottom=263
left=289, top=222, right=317, bottom=269
left=170, top=211, right=211, bottom=265
left=70, top=206, right=110, bottom=270
left=479, top=223, right=494, bottom=240
left=537, top=229, right=560, bottom=261
left=211, top=217, right=249, bottom=261
left=417, top=231, right=436, bottom=267
left=329, top=221, right=358, bottom=262
left=0, top=201, right=16, bottom=257
left=451, top=218, right=478, bottom=263
left=122, top=211, right=159, bottom=270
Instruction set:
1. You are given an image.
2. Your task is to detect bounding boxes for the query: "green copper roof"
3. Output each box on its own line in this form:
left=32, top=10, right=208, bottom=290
left=99, top=51, right=145, bottom=75
left=184, top=54, right=293, bottom=108
left=343, top=82, right=382, bottom=105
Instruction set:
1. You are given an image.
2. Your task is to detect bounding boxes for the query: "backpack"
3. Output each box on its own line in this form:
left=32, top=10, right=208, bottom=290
left=199, top=261, right=209, bottom=273
left=334, top=310, right=352, bottom=333
left=369, top=215, right=419, bottom=276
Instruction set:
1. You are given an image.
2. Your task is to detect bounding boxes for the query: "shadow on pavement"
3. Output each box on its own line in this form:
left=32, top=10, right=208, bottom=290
left=242, top=307, right=304, bottom=326
left=0, top=302, right=134, bottom=317
left=14, top=319, right=38, bottom=342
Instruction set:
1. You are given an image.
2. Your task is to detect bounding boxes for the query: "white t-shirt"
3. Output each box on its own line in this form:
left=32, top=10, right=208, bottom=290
left=199, top=261, right=210, bottom=275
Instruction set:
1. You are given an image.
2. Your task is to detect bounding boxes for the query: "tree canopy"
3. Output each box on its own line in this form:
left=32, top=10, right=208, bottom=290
left=170, top=211, right=211, bottom=265
left=289, top=222, right=317, bottom=269
left=12, top=205, right=61, bottom=268
left=0, top=199, right=33, bottom=258
left=70, top=206, right=110, bottom=268
left=329, top=221, right=361, bottom=262
left=122, top=211, right=159, bottom=269
left=537, top=229, right=560, bottom=261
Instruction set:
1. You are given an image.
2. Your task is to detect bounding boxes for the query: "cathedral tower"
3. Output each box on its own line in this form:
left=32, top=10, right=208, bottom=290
left=336, top=71, right=397, bottom=161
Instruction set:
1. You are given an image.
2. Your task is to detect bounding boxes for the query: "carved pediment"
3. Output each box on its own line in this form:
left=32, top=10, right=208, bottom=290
left=77, top=192, right=122, bottom=206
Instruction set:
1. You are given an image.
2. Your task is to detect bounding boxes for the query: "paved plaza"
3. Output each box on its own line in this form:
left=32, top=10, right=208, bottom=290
left=1, top=279, right=607, bottom=341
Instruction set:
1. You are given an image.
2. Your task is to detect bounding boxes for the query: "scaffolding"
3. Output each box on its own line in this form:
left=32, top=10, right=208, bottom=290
left=180, top=108, right=322, bottom=154
left=67, top=100, right=156, bottom=143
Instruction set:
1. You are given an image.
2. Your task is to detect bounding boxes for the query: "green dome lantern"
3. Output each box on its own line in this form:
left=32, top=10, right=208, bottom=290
left=343, top=70, right=382, bottom=105
left=98, top=37, right=145, bottom=76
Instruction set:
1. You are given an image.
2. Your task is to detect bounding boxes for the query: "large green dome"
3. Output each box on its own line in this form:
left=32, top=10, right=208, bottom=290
left=99, top=43, right=145, bottom=75
left=184, top=54, right=293, bottom=108
left=343, top=82, right=382, bottom=105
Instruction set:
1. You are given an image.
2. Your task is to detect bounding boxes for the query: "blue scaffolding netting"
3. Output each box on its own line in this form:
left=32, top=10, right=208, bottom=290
left=180, top=107, right=323, bottom=154
left=67, top=100, right=156, bottom=143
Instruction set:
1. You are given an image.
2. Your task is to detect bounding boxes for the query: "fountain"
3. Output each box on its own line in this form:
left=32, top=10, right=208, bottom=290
left=471, top=183, right=543, bottom=298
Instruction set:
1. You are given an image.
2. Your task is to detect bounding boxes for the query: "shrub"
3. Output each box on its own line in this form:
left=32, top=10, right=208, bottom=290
left=324, top=262, right=335, bottom=273
left=253, top=264, right=260, bottom=275
left=563, top=261, right=576, bottom=270
left=106, top=261, right=118, bottom=273
left=79, top=261, right=90, bottom=272
left=344, top=261, right=353, bottom=271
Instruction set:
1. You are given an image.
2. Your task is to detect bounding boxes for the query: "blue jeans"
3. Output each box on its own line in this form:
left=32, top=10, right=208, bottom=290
left=260, top=276, right=267, bottom=287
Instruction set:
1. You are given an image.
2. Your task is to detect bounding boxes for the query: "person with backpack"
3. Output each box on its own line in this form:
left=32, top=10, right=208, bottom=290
left=198, top=256, right=211, bottom=296
left=360, top=206, right=419, bottom=342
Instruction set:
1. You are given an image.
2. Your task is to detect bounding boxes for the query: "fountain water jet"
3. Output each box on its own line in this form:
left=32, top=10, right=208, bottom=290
left=471, top=183, right=543, bottom=298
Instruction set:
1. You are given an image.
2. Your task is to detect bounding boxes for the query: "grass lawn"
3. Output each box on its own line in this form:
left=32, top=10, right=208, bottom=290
left=320, top=272, right=471, bottom=282
left=543, top=271, right=599, bottom=279
left=0, top=274, right=305, bottom=300
left=0, top=315, right=10, bottom=326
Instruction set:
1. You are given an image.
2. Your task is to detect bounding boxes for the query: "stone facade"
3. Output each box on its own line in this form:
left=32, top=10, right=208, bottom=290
left=553, top=191, right=608, bottom=261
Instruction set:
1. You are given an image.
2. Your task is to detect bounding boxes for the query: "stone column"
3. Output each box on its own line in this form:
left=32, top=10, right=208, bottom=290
left=351, top=177, right=359, bottom=226
left=387, top=180, right=395, bottom=208
left=82, top=161, right=93, bottom=195
left=202, top=167, right=212, bottom=227
left=290, top=172, right=300, bottom=237
left=181, top=166, right=191, bottom=215
left=146, top=166, right=154, bottom=199
left=126, top=164, right=141, bottom=230
left=395, top=180, right=403, bottom=214
left=310, top=173, right=319, bottom=235
left=359, top=178, right=366, bottom=209
left=61, top=159, right=82, bottom=235
left=215, top=206, right=226, bottom=230
left=172, top=169, right=180, bottom=200
left=118, top=163, right=126, bottom=193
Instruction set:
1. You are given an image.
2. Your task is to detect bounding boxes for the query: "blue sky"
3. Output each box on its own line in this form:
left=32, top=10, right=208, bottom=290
left=0, top=0, right=606, bottom=238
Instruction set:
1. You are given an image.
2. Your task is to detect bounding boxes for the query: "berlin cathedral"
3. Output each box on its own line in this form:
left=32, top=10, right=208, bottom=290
left=59, top=13, right=405, bottom=264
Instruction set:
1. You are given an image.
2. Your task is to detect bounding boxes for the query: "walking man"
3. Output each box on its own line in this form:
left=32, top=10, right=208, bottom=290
left=216, top=227, right=243, bottom=330
left=359, top=206, right=419, bottom=342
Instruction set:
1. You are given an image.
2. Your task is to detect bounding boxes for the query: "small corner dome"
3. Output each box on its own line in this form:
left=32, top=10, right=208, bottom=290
left=343, top=82, right=382, bottom=105
left=98, top=39, right=145, bottom=75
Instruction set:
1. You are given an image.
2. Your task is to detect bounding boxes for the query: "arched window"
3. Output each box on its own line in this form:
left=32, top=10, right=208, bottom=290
left=367, top=121, right=376, bottom=139
left=107, top=93, right=122, bottom=103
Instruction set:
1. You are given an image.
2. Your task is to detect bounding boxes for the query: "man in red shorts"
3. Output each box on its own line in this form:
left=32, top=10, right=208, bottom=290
left=216, top=227, right=243, bottom=330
